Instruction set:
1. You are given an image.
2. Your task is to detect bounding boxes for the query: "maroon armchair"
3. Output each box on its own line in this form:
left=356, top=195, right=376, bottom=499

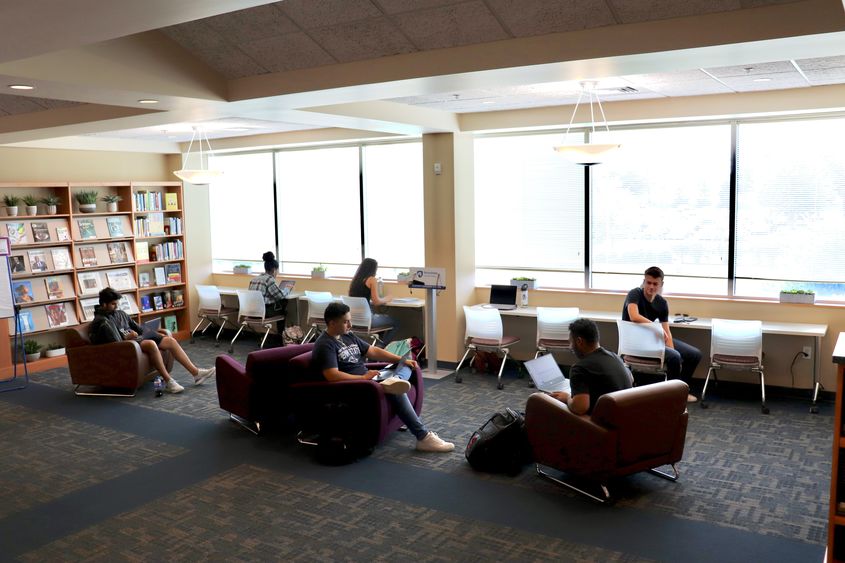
left=65, top=323, right=174, bottom=397
left=525, top=380, right=689, bottom=503
left=215, top=343, right=424, bottom=447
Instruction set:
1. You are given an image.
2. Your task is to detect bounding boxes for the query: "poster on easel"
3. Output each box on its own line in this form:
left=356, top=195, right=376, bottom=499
left=0, top=237, right=13, bottom=319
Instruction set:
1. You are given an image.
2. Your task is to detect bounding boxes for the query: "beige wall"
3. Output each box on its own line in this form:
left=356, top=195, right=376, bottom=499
left=0, top=146, right=170, bottom=182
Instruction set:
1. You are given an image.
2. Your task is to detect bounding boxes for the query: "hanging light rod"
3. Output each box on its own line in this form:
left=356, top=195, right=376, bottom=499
left=173, top=126, right=223, bottom=184
left=553, top=81, right=621, bottom=166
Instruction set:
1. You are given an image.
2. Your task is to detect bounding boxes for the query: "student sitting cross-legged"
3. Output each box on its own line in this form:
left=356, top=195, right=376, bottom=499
left=311, top=301, right=454, bottom=453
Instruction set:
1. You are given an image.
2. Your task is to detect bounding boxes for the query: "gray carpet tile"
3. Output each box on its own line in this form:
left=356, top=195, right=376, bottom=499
left=19, top=464, right=653, bottom=563
left=0, top=402, right=185, bottom=520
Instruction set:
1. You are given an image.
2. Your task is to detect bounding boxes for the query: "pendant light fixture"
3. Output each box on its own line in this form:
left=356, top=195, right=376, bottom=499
left=553, top=81, right=621, bottom=166
left=173, top=126, right=223, bottom=184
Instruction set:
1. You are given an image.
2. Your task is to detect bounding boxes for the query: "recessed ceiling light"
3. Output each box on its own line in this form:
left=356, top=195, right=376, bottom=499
left=481, top=101, right=496, bottom=105
left=8, top=84, right=34, bottom=90
left=753, top=78, right=772, bottom=82
left=138, top=99, right=158, bottom=104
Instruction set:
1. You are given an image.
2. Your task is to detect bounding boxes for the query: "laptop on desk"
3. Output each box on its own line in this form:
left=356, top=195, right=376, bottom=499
left=483, top=284, right=518, bottom=310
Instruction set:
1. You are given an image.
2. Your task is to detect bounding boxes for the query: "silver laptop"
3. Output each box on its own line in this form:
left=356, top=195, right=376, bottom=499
left=524, top=354, right=571, bottom=394
left=375, top=351, right=413, bottom=381
left=483, top=284, right=517, bottom=310
left=278, top=279, right=295, bottom=298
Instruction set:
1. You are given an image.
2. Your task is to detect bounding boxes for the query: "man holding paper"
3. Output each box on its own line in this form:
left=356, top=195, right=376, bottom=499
left=548, top=318, right=632, bottom=415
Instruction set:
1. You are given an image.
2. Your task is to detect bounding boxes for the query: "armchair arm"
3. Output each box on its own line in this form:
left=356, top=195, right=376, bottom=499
left=215, top=355, right=254, bottom=421
left=525, top=393, right=617, bottom=477
left=66, top=340, right=146, bottom=388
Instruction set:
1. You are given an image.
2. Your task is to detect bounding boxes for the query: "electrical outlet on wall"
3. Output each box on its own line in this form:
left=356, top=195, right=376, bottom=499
left=802, top=346, right=812, bottom=359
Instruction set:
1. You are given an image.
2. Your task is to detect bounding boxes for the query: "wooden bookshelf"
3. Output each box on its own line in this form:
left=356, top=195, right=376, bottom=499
left=829, top=332, right=845, bottom=562
left=0, top=181, right=190, bottom=377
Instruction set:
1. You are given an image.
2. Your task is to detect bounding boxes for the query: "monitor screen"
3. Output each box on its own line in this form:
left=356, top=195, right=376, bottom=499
left=490, top=284, right=517, bottom=305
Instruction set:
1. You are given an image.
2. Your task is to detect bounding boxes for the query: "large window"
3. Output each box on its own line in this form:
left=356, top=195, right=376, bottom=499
left=591, top=125, right=731, bottom=294
left=735, top=118, right=845, bottom=300
left=474, top=133, right=585, bottom=288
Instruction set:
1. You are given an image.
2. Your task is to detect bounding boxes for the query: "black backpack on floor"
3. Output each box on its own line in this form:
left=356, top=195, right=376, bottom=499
left=465, top=408, right=533, bottom=475
left=313, top=402, right=373, bottom=466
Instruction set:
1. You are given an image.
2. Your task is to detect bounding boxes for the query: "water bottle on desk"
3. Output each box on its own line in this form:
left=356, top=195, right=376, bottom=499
left=154, top=375, right=164, bottom=397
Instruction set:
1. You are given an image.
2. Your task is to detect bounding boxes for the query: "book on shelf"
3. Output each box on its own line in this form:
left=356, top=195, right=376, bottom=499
left=140, top=294, right=153, bottom=312
left=80, top=297, right=98, bottom=321
left=106, top=270, right=134, bottom=290
left=78, top=246, right=97, bottom=267
left=77, top=271, right=101, bottom=294
left=153, top=294, right=164, bottom=310
left=6, top=223, right=27, bottom=244
left=30, top=222, right=50, bottom=242
left=118, top=295, right=132, bottom=314
left=55, top=226, right=70, bottom=242
left=162, top=290, right=172, bottom=308
left=9, top=255, right=26, bottom=273
left=163, top=315, right=178, bottom=333
left=106, top=216, right=125, bottom=238
left=165, top=193, right=178, bottom=211
left=18, top=311, right=35, bottom=333
left=167, top=217, right=182, bottom=235
left=135, top=191, right=163, bottom=212
left=153, top=267, right=166, bottom=286
left=107, top=242, right=129, bottom=264
left=44, top=276, right=63, bottom=299
left=27, top=250, right=48, bottom=273
left=165, top=263, right=182, bottom=283
left=139, top=272, right=151, bottom=288
left=45, top=302, right=68, bottom=328
left=172, top=289, right=184, bottom=307
left=149, top=240, right=183, bottom=262
left=12, top=280, right=35, bottom=304
left=135, top=241, right=149, bottom=262
left=51, top=248, right=71, bottom=270
left=77, top=219, right=97, bottom=240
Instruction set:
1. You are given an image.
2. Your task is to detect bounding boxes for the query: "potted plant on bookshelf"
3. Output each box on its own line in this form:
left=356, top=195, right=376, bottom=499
left=397, top=271, right=411, bottom=283
left=101, top=194, right=122, bottom=212
left=41, top=195, right=61, bottom=215
left=311, top=264, right=327, bottom=279
left=233, top=263, right=252, bottom=275
left=44, top=342, right=66, bottom=358
left=510, top=276, right=537, bottom=290
left=74, top=190, right=98, bottom=213
left=22, top=195, right=39, bottom=216
left=779, top=288, right=815, bottom=304
left=3, top=195, right=20, bottom=216
left=23, top=340, right=42, bottom=363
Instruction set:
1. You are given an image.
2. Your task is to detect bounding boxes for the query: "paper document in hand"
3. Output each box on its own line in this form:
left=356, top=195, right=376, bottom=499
left=524, top=354, right=571, bottom=394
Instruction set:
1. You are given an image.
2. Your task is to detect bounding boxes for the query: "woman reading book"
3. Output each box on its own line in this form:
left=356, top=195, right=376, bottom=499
left=348, top=257, right=398, bottom=346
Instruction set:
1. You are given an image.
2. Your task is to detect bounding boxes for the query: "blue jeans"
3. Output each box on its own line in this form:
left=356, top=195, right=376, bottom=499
left=386, top=393, right=428, bottom=440
left=664, top=339, right=702, bottom=385
left=371, top=313, right=399, bottom=346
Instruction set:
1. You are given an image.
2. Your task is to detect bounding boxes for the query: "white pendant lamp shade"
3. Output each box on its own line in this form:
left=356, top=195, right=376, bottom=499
left=554, top=81, right=621, bottom=166
left=173, top=126, right=223, bottom=185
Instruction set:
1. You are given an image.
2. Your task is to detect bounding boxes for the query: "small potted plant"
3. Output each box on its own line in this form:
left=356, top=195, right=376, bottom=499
left=311, top=264, right=327, bottom=279
left=44, top=342, right=66, bottom=358
left=233, top=263, right=252, bottom=275
left=779, top=288, right=815, bottom=304
left=510, top=276, right=537, bottom=290
left=22, top=195, right=39, bottom=216
left=23, top=340, right=42, bottom=363
left=41, top=194, right=61, bottom=215
left=74, top=190, right=98, bottom=213
left=3, top=195, right=20, bottom=216
left=397, top=271, right=411, bottom=283
left=101, top=194, right=122, bottom=212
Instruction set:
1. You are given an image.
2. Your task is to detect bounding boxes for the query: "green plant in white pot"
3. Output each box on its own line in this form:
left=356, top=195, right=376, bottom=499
left=41, top=194, right=61, bottom=215
left=233, top=263, right=252, bottom=275
left=779, top=288, right=815, bottom=304
left=23, top=339, right=42, bottom=363
left=510, top=276, right=537, bottom=290
left=101, top=194, right=122, bottom=212
left=22, top=195, right=39, bottom=216
left=3, top=195, right=20, bottom=216
left=74, top=190, right=98, bottom=213
left=311, top=264, right=327, bottom=279
left=44, top=342, right=66, bottom=358
left=397, top=271, right=411, bottom=283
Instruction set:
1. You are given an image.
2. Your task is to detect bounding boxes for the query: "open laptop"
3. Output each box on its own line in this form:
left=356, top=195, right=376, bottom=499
left=483, top=284, right=517, bottom=310
left=374, top=351, right=413, bottom=381
left=278, top=279, right=296, bottom=298
left=524, top=354, right=571, bottom=394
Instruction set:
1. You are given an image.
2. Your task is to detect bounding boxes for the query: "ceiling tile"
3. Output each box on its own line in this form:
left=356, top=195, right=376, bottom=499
left=392, top=1, right=509, bottom=50
left=739, top=0, right=803, bottom=7
left=622, top=69, right=712, bottom=85
left=240, top=32, right=337, bottom=73
left=485, top=0, right=615, bottom=37
left=310, top=18, right=415, bottom=63
left=704, top=61, right=796, bottom=77
left=29, top=98, right=83, bottom=110
left=280, top=0, right=382, bottom=29
left=632, top=78, right=735, bottom=96
left=203, top=3, right=299, bottom=44
left=160, top=20, right=228, bottom=53
left=193, top=46, right=269, bottom=79
left=803, top=67, right=845, bottom=85
left=0, top=94, right=53, bottom=116
left=794, top=55, right=845, bottom=71
left=375, top=0, right=467, bottom=14
left=609, top=0, right=741, bottom=24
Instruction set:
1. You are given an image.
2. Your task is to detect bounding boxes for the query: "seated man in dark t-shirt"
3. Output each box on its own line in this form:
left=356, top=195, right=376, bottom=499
left=311, top=302, right=454, bottom=453
left=549, top=318, right=632, bottom=415
left=621, top=266, right=701, bottom=403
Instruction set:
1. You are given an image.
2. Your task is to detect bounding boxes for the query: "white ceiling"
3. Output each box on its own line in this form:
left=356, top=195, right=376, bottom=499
left=0, top=0, right=842, bottom=150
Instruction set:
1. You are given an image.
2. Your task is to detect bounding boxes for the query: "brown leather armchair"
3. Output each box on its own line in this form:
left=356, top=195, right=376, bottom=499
left=65, top=323, right=174, bottom=397
left=525, top=379, right=689, bottom=503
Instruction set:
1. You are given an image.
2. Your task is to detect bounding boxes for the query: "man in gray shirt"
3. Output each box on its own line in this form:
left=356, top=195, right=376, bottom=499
left=550, top=319, right=633, bottom=415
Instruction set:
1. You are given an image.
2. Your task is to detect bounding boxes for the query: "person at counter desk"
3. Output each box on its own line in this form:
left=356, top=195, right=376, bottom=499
left=348, top=257, right=398, bottom=345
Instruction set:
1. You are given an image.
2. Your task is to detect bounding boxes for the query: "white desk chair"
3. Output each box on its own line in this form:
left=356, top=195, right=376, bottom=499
left=341, top=295, right=393, bottom=346
left=302, top=291, right=334, bottom=343
left=703, top=318, right=767, bottom=414
left=617, top=320, right=667, bottom=380
left=455, top=306, right=520, bottom=390
left=228, top=289, right=285, bottom=352
left=191, top=285, right=236, bottom=346
left=535, top=307, right=580, bottom=358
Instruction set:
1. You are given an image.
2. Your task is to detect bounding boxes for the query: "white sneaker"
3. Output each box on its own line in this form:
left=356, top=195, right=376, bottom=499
left=416, top=432, right=455, bottom=453
left=687, top=394, right=698, bottom=403
left=194, top=367, right=215, bottom=385
left=165, top=379, right=184, bottom=394
left=379, top=376, right=411, bottom=396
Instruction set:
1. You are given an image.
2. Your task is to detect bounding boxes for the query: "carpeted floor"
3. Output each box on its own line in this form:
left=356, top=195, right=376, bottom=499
left=0, top=336, right=832, bottom=562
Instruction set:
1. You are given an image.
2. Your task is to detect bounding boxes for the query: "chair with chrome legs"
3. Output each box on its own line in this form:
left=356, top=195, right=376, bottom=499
left=228, top=289, right=285, bottom=353
left=342, top=295, right=393, bottom=346
left=191, top=285, right=236, bottom=346
left=455, top=306, right=520, bottom=390
left=301, top=291, right=334, bottom=343
left=616, top=320, right=667, bottom=383
left=701, top=318, right=767, bottom=414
